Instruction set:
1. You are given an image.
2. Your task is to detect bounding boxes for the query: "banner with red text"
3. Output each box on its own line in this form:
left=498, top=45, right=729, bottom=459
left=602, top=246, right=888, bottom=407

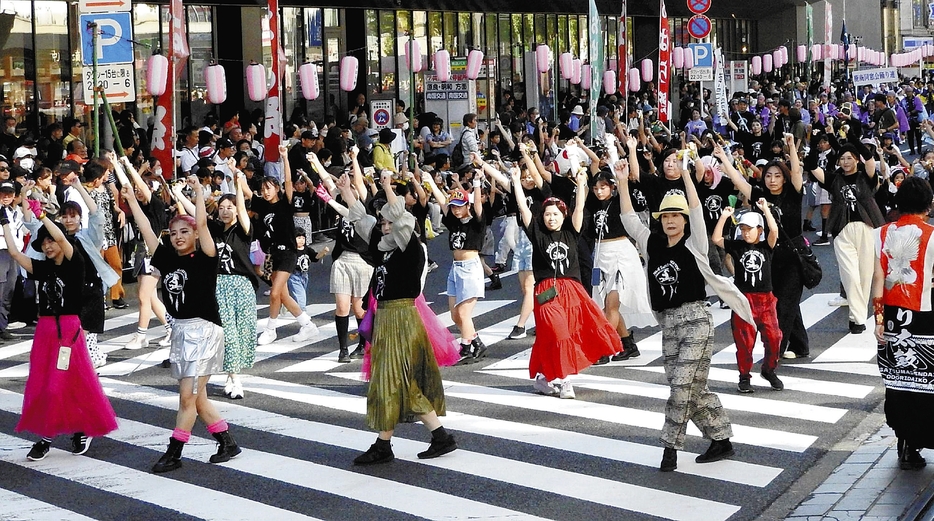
left=263, top=0, right=283, bottom=164
left=658, top=0, right=671, bottom=123
left=618, top=0, right=627, bottom=95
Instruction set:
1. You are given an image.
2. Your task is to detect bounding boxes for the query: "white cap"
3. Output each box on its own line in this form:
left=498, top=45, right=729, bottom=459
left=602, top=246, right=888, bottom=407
left=737, top=211, right=764, bottom=229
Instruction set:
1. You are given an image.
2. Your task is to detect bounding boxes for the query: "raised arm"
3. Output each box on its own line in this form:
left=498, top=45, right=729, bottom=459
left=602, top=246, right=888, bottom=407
left=423, top=170, right=450, bottom=215
left=756, top=197, right=778, bottom=249
left=471, top=170, right=484, bottom=219
left=120, top=156, right=152, bottom=203
left=123, top=184, right=160, bottom=254
left=572, top=168, right=587, bottom=233
left=192, top=177, right=215, bottom=257
left=784, top=133, right=804, bottom=193
left=510, top=167, right=532, bottom=228
left=711, top=206, right=735, bottom=248
left=280, top=144, right=294, bottom=203
left=171, top=183, right=196, bottom=216
left=0, top=209, right=32, bottom=272
left=234, top=171, right=251, bottom=233
left=712, top=143, right=753, bottom=200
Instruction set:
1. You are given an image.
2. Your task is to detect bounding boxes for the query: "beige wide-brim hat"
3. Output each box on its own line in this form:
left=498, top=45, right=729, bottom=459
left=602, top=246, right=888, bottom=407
left=652, top=194, right=690, bottom=220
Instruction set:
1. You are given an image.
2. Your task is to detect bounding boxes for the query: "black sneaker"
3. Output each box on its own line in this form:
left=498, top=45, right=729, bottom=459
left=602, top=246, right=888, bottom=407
left=0, top=329, right=13, bottom=341
left=471, top=337, right=488, bottom=360
left=112, top=298, right=129, bottom=309
left=761, top=371, right=784, bottom=391
left=71, top=433, right=92, bottom=455
left=337, top=348, right=351, bottom=363
left=802, top=221, right=817, bottom=231
left=737, top=377, right=754, bottom=393
left=349, top=345, right=365, bottom=360
left=417, top=434, right=458, bottom=459
left=507, top=326, right=527, bottom=340
left=455, top=343, right=474, bottom=365
left=27, top=439, right=52, bottom=461
left=659, top=447, right=677, bottom=472
left=849, top=321, right=866, bottom=334
left=594, top=355, right=610, bottom=365
left=695, top=439, right=734, bottom=464
left=487, top=274, right=502, bottom=290
left=612, top=337, right=640, bottom=361
left=353, top=440, right=394, bottom=465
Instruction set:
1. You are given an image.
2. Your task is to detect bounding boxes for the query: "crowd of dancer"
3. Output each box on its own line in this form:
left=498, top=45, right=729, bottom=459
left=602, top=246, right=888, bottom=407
left=4, top=73, right=934, bottom=473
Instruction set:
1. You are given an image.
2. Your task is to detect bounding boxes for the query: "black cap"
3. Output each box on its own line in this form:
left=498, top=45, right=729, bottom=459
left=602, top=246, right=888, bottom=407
left=0, top=180, right=15, bottom=192
left=301, top=129, right=318, bottom=141
left=216, top=137, right=234, bottom=149
left=56, top=160, right=81, bottom=175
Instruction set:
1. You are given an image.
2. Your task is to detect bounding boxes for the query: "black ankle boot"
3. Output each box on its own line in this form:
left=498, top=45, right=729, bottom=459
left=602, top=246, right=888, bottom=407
left=349, top=344, right=365, bottom=360
left=612, top=336, right=640, bottom=361
left=899, top=440, right=927, bottom=470
left=695, top=439, right=735, bottom=463
left=471, top=336, right=488, bottom=360
left=209, top=430, right=242, bottom=463
left=354, top=438, right=394, bottom=465
left=418, top=427, right=458, bottom=459
left=660, top=447, right=677, bottom=472
left=152, top=437, right=185, bottom=473
left=456, top=343, right=474, bottom=365
left=338, top=347, right=351, bottom=363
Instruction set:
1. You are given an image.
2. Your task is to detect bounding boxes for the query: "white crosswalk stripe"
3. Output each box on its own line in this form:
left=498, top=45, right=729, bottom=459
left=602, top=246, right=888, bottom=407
left=0, top=291, right=886, bottom=520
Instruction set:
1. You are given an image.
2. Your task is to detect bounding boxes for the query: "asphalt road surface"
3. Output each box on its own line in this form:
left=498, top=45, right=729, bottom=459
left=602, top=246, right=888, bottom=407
left=0, top=227, right=884, bottom=521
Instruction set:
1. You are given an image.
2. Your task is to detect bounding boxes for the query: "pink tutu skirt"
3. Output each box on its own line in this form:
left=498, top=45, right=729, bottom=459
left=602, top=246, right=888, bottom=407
left=530, top=278, right=622, bottom=381
left=361, top=294, right=460, bottom=380
left=16, top=315, right=118, bottom=438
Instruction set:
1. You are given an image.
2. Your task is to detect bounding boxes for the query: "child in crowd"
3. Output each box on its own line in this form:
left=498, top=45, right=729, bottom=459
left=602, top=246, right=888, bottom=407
left=712, top=200, right=784, bottom=393
left=288, top=227, right=329, bottom=310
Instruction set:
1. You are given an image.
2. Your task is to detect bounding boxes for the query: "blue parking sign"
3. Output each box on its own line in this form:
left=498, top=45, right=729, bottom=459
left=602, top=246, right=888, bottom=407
left=688, top=43, right=713, bottom=68
left=80, top=12, right=134, bottom=66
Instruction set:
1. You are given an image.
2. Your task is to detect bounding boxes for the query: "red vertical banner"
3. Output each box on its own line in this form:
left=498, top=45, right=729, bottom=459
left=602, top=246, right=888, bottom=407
left=263, top=0, right=283, bottom=164
left=657, top=0, right=671, bottom=123
left=151, top=0, right=189, bottom=178
left=618, top=0, right=628, bottom=95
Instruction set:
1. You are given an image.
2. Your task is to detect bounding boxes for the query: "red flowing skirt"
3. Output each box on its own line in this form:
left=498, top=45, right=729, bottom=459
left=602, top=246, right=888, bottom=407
left=529, top=278, right=622, bottom=381
left=16, top=316, right=118, bottom=438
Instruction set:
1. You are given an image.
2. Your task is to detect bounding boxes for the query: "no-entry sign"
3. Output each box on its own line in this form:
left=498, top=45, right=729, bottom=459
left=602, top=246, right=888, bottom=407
left=688, top=15, right=712, bottom=39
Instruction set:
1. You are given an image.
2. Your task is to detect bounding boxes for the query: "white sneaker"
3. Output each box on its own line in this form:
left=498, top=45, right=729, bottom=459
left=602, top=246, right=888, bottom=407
left=224, top=375, right=234, bottom=396
left=782, top=351, right=797, bottom=360
left=559, top=381, right=576, bottom=399
left=229, top=379, right=244, bottom=399
left=92, top=354, right=108, bottom=369
left=158, top=328, right=172, bottom=347
left=125, top=332, right=149, bottom=350
left=532, top=373, right=558, bottom=396
left=257, top=329, right=277, bottom=345
left=292, top=322, right=320, bottom=342
left=828, top=296, right=848, bottom=307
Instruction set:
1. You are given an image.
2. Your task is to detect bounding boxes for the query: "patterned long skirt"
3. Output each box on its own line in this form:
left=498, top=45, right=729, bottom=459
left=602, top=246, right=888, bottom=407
left=216, top=274, right=257, bottom=373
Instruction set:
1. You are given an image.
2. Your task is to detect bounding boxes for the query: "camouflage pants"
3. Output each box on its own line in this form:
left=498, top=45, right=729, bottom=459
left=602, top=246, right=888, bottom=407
left=660, top=301, right=733, bottom=450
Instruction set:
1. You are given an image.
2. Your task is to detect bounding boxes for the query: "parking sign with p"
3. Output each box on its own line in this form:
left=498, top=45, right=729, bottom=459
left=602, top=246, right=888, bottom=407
left=688, top=43, right=713, bottom=68
left=80, top=12, right=134, bottom=66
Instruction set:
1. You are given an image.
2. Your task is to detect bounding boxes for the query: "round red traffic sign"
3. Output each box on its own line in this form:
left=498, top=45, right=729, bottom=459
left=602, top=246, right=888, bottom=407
left=687, top=0, right=710, bottom=15
left=373, top=108, right=391, bottom=126
left=688, top=15, right=712, bottom=39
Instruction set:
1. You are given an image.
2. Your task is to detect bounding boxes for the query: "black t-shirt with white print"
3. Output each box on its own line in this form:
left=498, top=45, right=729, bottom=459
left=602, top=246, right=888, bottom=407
left=585, top=192, right=628, bottom=241
left=31, top=254, right=84, bottom=316
left=151, top=245, right=222, bottom=326
left=250, top=195, right=296, bottom=253
left=724, top=239, right=773, bottom=293
left=523, top=218, right=581, bottom=284
left=291, top=189, right=315, bottom=214
left=645, top=234, right=706, bottom=311
left=442, top=211, right=485, bottom=251
left=368, top=230, right=425, bottom=301
left=293, top=245, right=322, bottom=274
left=696, top=178, right=736, bottom=232
left=209, top=220, right=258, bottom=289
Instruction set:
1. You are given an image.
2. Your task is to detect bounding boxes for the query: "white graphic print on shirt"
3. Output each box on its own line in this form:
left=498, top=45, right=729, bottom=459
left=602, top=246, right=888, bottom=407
left=652, top=260, right=680, bottom=299
left=840, top=184, right=858, bottom=212
left=739, top=249, right=766, bottom=286
left=163, top=269, right=189, bottom=308
left=41, top=276, right=65, bottom=313
left=217, top=242, right=235, bottom=273
left=263, top=213, right=275, bottom=239
left=545, top=240, right=570, bottom=275
left=451, top=231, right=467, bottom=250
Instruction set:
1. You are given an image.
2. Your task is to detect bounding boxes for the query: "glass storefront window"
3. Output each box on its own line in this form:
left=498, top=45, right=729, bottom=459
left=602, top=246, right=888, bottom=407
left=568, top=16, right=579, bottom=56
left=187, top=6, right=213, bottom=129
left=379, top=10, right=396, bottom=93
left=35, top=1, right=69, bottom=127
left=0, top=1, right=34, bottom=126
left=557, top=15, right=568, bottom=55
left=429, top=12, right=442, bottom=58
left=365, top=10, right=378, bottom=96
left=443, top=12, right=457, bottom=53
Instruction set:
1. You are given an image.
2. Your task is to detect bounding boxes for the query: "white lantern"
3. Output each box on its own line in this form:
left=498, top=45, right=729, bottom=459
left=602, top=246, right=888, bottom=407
left=146, top=54, right=168, bottom=97
left=603, top=70, right=616, bottom=95
left=580, top=64, right=592, bottom=90
left=536, top=44, right=551, bottom=72
left=299, top=62, right=319, bottom=101
left=246, top=62, right=266, bottom=102
left=434, top=50, right=451, bottom=82
left=684, top=50, right=694, bottom=69
left=751, top=55, right=762, bottom=75
left=673, top=47, right=684, bottom=69
left=560, top=52, right=574, bottom=79
left=570, top=58, right=582, bottom=84
left=466, top=49, right=484, bottom=80
left=405, top=39, right=423, bottom=73
left=339, top=56, right=358, bottom=92
left=796, top=45, right=807, bottom=62
left=641, top=59, right=654, bottom=83
left=772, top=50, right=782, bottom=68
left=204, top=63, right=227, bottom=104
left=763, top=54, right=773, bottom=73
left=628, top=68, right=640, bottom=91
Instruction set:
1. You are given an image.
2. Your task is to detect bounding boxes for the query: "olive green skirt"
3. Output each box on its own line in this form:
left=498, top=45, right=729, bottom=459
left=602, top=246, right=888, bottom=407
left=366, top=298, right=446, bottom=431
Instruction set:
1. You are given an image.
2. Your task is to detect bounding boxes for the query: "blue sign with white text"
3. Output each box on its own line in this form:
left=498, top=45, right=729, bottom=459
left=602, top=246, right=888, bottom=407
left=689, top=43, right=713, bottom=68
left=80, top=12, right=134, bottom=66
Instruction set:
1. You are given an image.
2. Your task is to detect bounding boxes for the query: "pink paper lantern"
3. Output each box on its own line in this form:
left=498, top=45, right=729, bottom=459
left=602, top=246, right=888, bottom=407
left=146, top=54, right=168, bottom=97
left=796, top=45, right=807, bottom=62
left=751, top=55, right=762, bottom=75
left=466, top=49, right=484, bottom=80
left=570, top=58, right=582, bottom=84
left=673, top=47, right=684, bottom=69
left=603, top=70, right=617, bottom=95
left=891, top=53, right=899, bottom=67
left=434, top=50, right=451, bottom=82
left=246, top=62, right=266, bottom=102
left=811, top=44, right=822, bottom=61
left=628, top=68, right=640, bottom=91
left=560, top=52, right=573, bottom=80
left=204, top=63, right=227, bottom=104
left=299, top=62, right=319, bottom=101
left=763, top=54, right=773, bottom=73
left=581, top=64, right=592, bottom=90
left=641, top=58, right=654, bottom=83
left=837, top=45, right=845, bottom=60
left=405, top=39, right=423, bottom=73
left=339, top=56, right=358, bottom=92
left=781, top=46, right=788, bottom=64
left=684, top=50, right=694, bottom=69
left=536, top=44, right=551, bottom=72
left=772, top=50, right=782, bottom=68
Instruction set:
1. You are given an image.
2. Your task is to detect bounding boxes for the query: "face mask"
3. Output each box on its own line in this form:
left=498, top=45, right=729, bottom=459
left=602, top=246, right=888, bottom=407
left=154, top=167, right=163, bottom=177
left=323, top=161, right=332, bottom=168
left=19, top=158, right=34, bottom=172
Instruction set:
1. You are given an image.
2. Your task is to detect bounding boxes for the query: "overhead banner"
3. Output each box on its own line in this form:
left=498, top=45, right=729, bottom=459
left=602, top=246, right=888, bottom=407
left=618, top=0, right=628, bottom=95
left=852, top=67, right=898, bottom=87
left=714, top=49, right=728, bottom=120
left=589, top=0, right=603, bottom=144
left=150, top=0, right=189, bottom=179
left=263, top=0, right=283, bottom=165
left=823, top=3, right=832, bottom=89
left=658, top=0, right=671, bottom=123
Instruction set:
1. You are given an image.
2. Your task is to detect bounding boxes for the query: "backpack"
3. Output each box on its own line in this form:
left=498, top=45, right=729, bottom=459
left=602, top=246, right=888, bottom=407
left=450, top=131, right=466, bottom=166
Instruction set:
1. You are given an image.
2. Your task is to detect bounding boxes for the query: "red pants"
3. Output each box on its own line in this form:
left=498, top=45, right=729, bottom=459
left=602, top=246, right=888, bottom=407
left=731, top=292, right=782, bottom=379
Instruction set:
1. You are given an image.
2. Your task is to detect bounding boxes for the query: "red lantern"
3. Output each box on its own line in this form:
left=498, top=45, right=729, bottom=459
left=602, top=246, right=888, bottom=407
left=299, top=62, right=319, bottom=101
left=204, top=63, right=226, bottom=104
left=246, top=62, right=266, bottom=102
left=434, top=50, right=451, bottom=82
left=466, top=49, right=484, bottom=80
left=146, top=54, right=168, bottom=97
left=340, top=56, right=358, bottom=92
